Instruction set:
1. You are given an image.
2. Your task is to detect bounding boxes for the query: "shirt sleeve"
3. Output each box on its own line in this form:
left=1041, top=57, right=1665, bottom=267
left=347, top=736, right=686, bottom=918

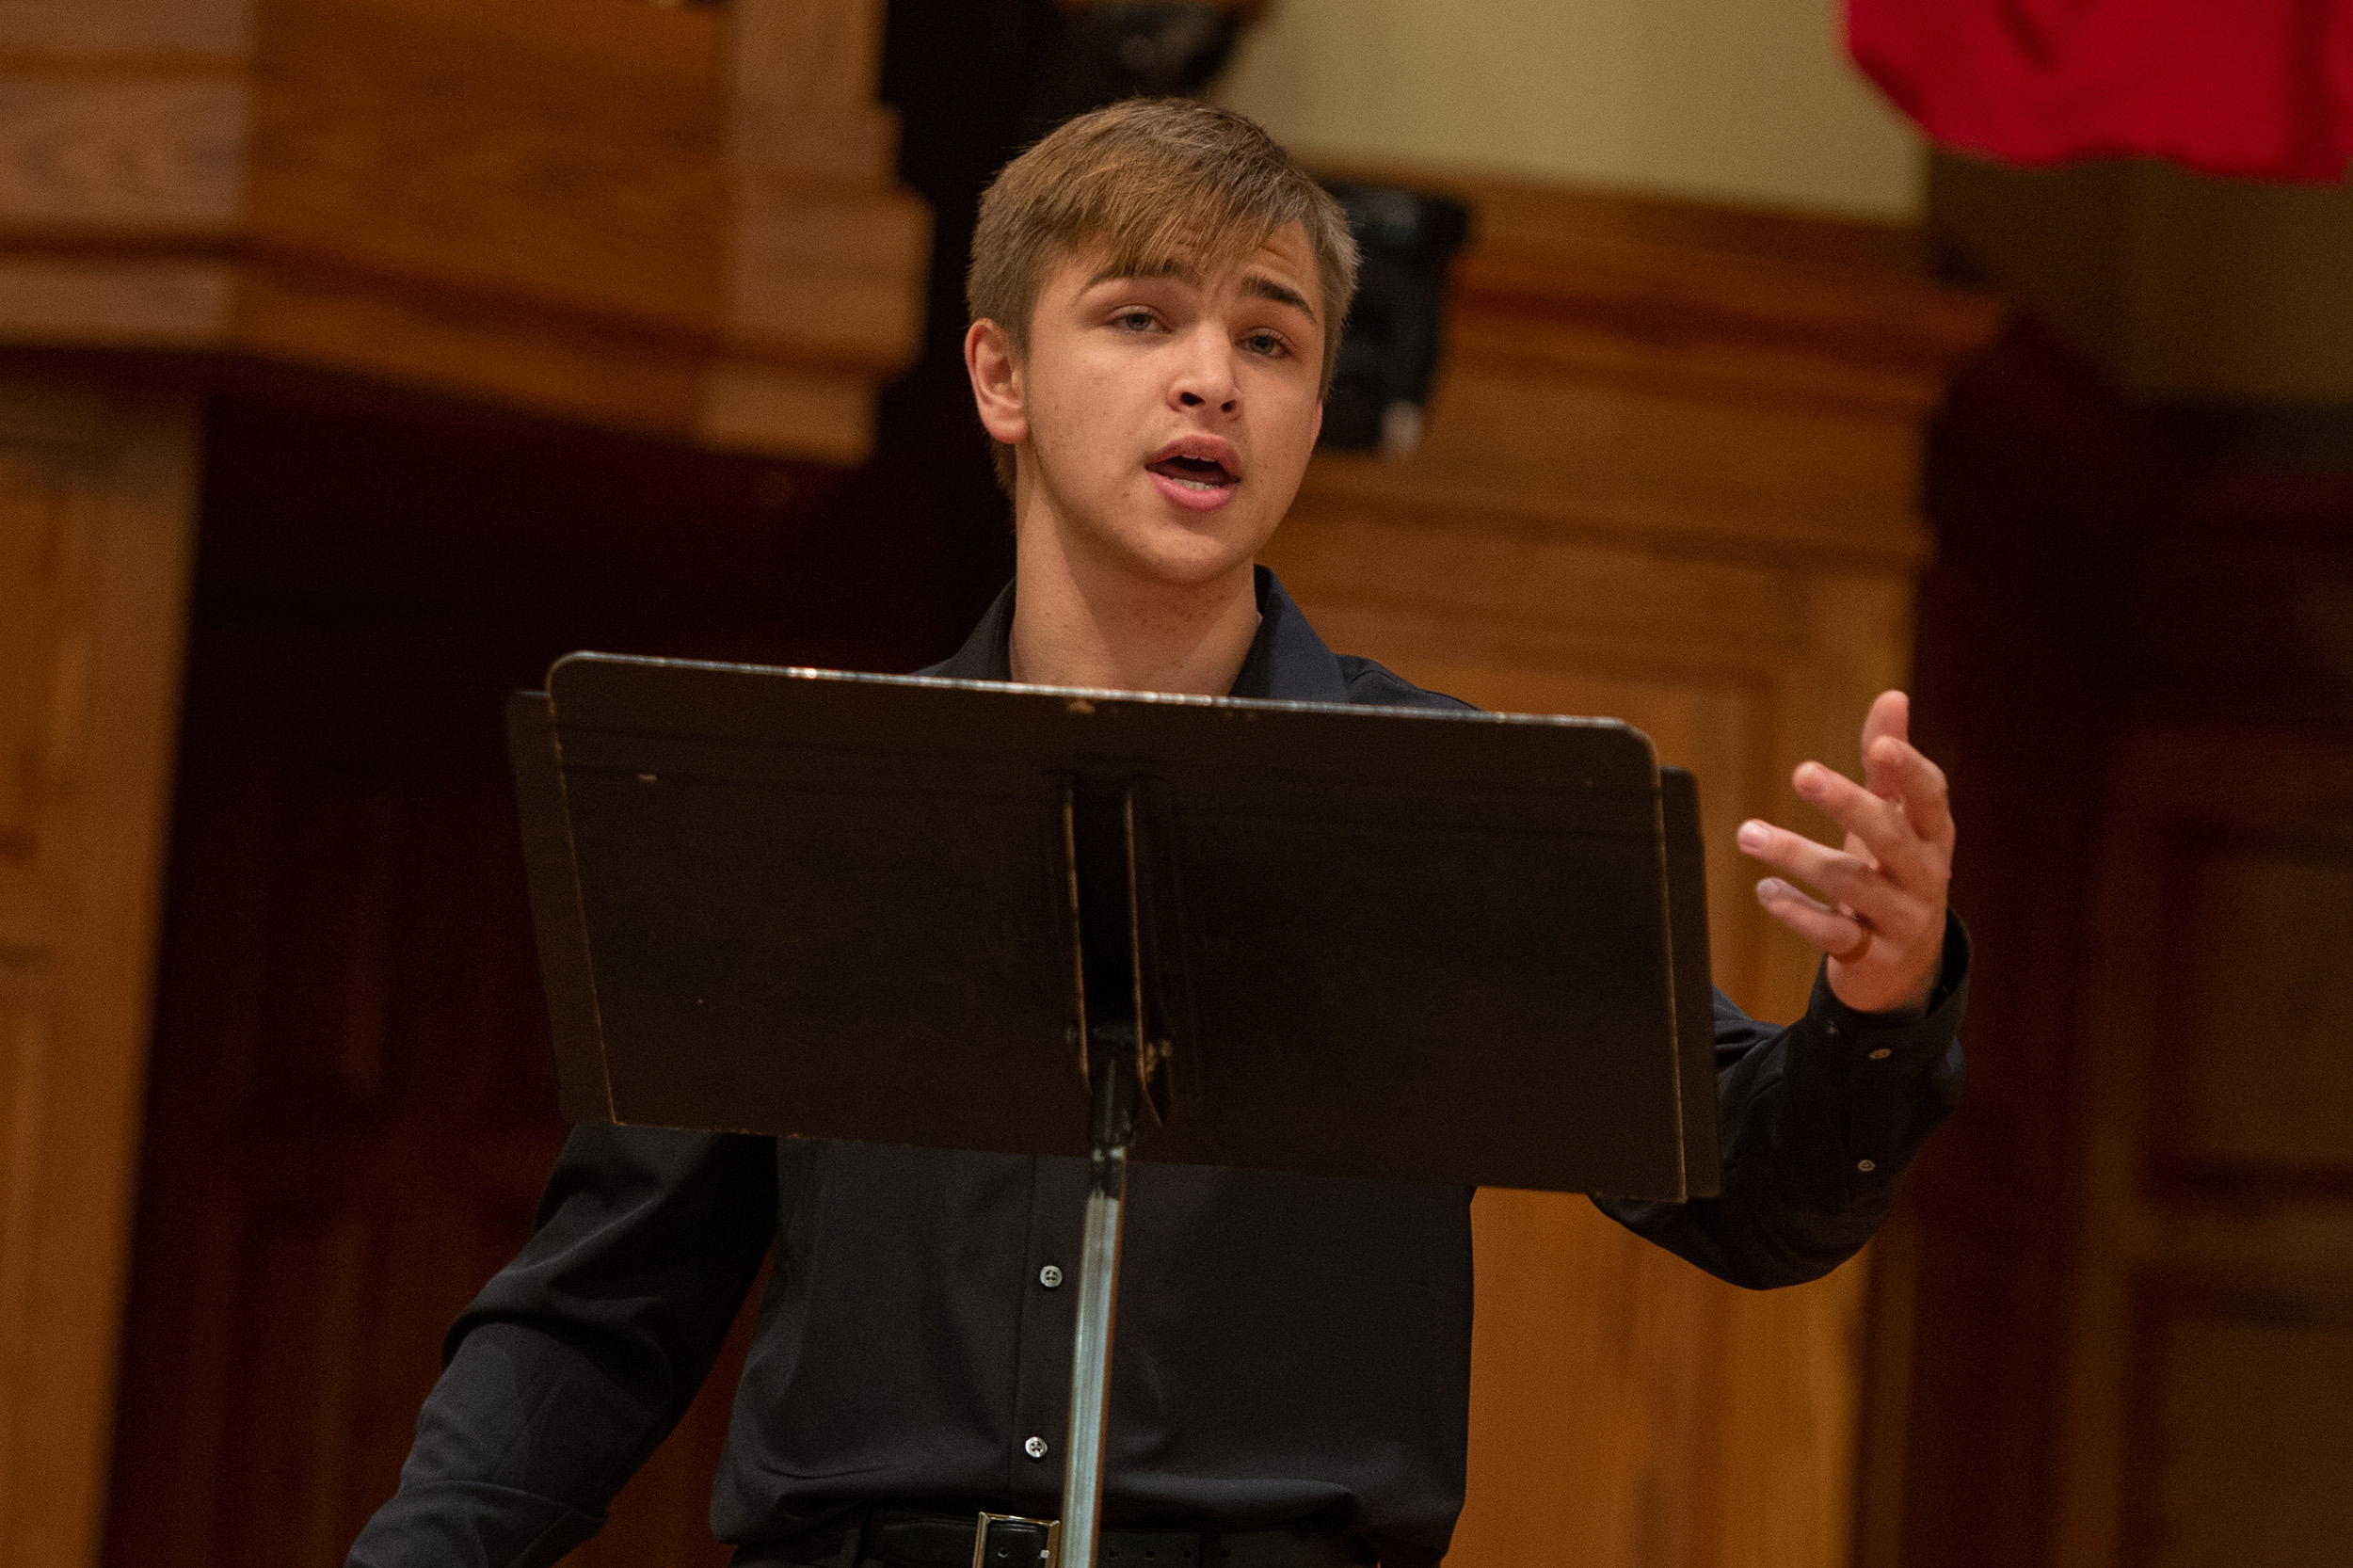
left=1593, top=910, right=1970, bottom=1289
left=346, top=1123, right=779, bottom=1568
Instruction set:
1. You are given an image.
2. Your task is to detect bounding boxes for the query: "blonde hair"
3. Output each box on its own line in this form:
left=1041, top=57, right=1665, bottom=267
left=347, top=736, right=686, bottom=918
left=967, top=99, right=1359, bottom=491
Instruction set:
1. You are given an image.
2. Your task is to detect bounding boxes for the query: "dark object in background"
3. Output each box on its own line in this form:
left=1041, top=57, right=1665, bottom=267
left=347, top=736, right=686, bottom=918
left=1028, top=1, right=1255, bottom=114
left=1318, top=184, right=1473, bottom=458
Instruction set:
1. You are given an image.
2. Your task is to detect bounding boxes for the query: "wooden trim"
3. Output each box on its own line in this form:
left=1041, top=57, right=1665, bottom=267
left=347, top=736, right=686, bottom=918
left=0, top=0, right=253, bottom=60
left=0, top=72, right=247, bottom=231
left=1305, top=157, right=2004, bottom=430
left=1279, top=167, right=2003, bottom=571
left=1305, top=151, right=1929, bottom=270
left=696, top=360, right=874, bottom=462
left=0, top=0, right=929, bottom=463
left=0, top=374, right=199, bottom=1568
left=0, top=257, right=232, bottom=344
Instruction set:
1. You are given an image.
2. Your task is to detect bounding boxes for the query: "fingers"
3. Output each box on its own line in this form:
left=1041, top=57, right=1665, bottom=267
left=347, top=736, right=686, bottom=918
left=1865, top=735, right=1956, bottom=850
left=1736, top=818, right=1935, bottom=941
left=1853, top=692, right=1955, bottom=851
left=1746, top=693, right=1950, bottom=1012
left=1858, top=690, right=1909, bottom=776
left=1792, top=760, right=1939, bottom=884
left=1753, top=876, right=1866, bottom=955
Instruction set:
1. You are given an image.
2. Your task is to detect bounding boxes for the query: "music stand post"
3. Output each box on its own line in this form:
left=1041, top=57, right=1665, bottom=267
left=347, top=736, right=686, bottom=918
left=507, top=655, right=1721, bottom=1568
left=1060, top=1032, right=1134, bottom=1568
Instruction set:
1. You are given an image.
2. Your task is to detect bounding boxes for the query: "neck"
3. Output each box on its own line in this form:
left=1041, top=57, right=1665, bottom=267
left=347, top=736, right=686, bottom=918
left=1006, top=523, right=1260, bottom=697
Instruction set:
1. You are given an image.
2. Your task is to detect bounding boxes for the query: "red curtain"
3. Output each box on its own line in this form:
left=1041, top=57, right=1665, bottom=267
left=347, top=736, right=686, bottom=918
left=1848, top=0, right=2353, bottom=181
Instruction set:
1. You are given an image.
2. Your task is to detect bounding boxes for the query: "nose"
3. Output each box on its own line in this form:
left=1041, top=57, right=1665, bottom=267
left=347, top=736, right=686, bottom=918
left=1169, top=328, right=1239, bottom=414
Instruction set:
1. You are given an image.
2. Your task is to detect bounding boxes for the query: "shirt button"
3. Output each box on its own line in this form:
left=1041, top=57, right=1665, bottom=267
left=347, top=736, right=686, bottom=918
left=1856, top=1159, right=1878, bottom=1174
left=1038, top=1264, right=1064, bottom=1288
left=1867, top=1048, right=1892, bottom=1061
left=1024, top=1435, right=1049, bottom=1460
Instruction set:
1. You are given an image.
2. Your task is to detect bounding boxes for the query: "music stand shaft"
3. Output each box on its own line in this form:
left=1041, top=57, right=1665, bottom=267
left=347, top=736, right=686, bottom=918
left=1059, top=1039, right=1136, bottom=1568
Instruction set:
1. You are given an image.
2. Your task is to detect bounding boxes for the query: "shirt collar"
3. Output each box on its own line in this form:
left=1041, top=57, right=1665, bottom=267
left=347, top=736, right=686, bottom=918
left=924, top=564, right=1351, bottom=704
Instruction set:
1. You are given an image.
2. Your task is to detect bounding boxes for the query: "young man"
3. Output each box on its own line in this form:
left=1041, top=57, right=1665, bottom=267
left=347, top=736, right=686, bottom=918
left=349, top=101, right=1964, bottom=1568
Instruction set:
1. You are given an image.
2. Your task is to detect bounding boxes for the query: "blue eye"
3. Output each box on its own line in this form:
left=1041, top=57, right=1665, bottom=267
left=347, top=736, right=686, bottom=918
left=1116, top=311, right=1156, bottom=331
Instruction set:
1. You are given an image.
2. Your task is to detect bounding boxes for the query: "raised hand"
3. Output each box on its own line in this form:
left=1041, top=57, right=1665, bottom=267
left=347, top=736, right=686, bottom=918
left=1735, top=690, right=1954, bottom=1016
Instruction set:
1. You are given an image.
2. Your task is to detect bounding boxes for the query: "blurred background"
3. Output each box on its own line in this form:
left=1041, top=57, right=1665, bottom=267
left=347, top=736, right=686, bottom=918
left=2, top=3, right=2347, bottom=1566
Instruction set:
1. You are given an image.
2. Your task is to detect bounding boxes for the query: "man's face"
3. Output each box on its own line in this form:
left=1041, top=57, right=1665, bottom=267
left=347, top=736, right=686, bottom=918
left=981, top=221, right=1326, bottom=586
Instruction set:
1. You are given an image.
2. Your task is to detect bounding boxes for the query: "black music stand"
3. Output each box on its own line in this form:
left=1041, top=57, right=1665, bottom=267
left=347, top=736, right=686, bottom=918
left=507, top=653, right=1719, bottom=1568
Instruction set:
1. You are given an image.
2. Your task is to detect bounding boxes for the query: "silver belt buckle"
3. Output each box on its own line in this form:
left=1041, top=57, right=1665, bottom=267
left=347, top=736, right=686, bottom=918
left=973, top=1511, right=1062, bottom=1568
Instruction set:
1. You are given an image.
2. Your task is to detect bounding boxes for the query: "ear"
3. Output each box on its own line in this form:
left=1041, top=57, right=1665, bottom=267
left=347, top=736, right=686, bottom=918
left=965, top=318, right=1030, bottom=447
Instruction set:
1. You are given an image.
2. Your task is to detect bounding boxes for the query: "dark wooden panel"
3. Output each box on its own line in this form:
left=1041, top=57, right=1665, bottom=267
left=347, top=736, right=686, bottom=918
left=2159, top=833, right=2353, bottom=1192
left=0, top=439, right=86, bottom=861
left=1855, top=315, right=2153, bottom=1568
left=103, top=378, right=987, bottom=1567
left=2126, top=1283, right=2353, bottom=1568
left=103, top=621, right=771, bottom=1568
left=1863, top=306, right=2353, bottom=1568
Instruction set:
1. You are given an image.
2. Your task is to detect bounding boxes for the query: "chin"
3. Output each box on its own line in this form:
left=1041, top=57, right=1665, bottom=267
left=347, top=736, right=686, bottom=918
left=1048, top=476, right=1275, bottom=588
left=1121, top=520, right=1267, bottom=588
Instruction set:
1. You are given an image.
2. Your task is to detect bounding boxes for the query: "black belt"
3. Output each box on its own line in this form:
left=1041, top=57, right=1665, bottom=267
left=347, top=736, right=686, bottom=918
left=736, top=1506, right=1375, bottom=1568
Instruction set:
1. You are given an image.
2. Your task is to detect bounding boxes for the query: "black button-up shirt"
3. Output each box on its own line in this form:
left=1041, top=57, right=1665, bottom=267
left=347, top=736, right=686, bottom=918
left=349, top=568, right=1967, bottom=1568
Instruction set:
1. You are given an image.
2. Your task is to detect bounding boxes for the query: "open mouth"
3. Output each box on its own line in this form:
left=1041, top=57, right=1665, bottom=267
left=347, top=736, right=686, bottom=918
left=1145, top=454, right=1238, bottom=492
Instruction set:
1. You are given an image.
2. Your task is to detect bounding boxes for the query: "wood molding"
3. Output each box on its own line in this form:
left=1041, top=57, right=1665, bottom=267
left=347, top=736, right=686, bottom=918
left=0, top=257, right=233, bottom=344
left=0, top=72, right=246, bottom=232
left=1312, top=155, right=1997, bottom=388
left=0, top=0, right=928, bottom=463
left=1294, top=163, right=2005, bottom=570
left=0, top=371, right=199, bottom=1568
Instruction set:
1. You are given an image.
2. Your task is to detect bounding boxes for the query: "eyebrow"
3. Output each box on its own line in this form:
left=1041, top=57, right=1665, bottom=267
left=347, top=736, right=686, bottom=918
left=1084, top=259, right=1197, bottom=292
left=1082, top=261, right=1319, bottom=326
left=1241, top=273, right=1318, bottom=325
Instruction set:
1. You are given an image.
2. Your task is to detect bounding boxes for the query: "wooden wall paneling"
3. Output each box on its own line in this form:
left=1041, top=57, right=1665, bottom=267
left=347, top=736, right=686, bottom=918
left=1875, top=324, right=2353, bottom=1568
left=100, top=385, right=929, bottom=1567
left=247, top=0, right=729, bottom=335
left=0, top=0, right=252, bottom=56
left=0, top=0, right=251, bottom=355
left=2160, top=832, right=2353, bottom=1190
left=0, top=258, right=236, bottom=347
left=0, top=373, right=199, bottom=1568
left=0, top=72, right=248, bottom=232
left=1258, top=173, right=1999, bottom=1568
left=103, top=632, right=568, bottom=1568
left=0, top=0, right=928, bottom=462
left=707, top=0, right=929, bottom=459
left=1854, top=317, right=2162, bottom=1568
left=2125, top=1283, right=2353, bottom=1568
left=2048, top=725, right=2353, bottom=1568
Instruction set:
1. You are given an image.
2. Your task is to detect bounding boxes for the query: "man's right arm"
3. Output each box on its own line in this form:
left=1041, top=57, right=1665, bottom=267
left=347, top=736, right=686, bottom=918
left=346, top=1124, right=778, bottom=1568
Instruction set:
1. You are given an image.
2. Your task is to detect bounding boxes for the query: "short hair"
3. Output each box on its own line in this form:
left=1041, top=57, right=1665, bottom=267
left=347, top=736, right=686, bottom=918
left=967, top=99, right=1360, bottom=492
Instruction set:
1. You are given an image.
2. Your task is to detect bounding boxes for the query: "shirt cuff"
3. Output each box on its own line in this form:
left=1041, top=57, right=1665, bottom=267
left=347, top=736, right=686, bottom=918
left=1764, top=910, right=1970, bottom=1211
left=1806, top=907, right=1972, bottom=1081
